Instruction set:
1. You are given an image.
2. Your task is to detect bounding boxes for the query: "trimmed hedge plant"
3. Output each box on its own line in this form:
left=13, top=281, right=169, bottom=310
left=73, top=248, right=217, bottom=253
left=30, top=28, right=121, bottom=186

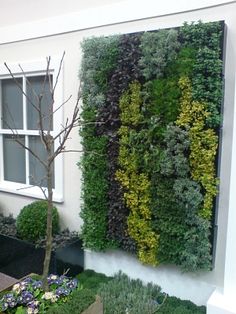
left=16, top=200, right=59, bottom=242
left=79, top=21, right=224, bottom=271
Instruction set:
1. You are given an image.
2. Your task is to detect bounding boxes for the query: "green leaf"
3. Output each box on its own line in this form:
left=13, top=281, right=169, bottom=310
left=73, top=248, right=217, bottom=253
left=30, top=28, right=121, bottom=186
left=16, top=306, right=27, bottom=314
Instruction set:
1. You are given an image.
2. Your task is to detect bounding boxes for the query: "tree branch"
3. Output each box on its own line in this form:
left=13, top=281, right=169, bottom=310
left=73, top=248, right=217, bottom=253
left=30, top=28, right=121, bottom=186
left=4, top=63, right=40, bottom=114
left=53, top=51, right=65, bottom=94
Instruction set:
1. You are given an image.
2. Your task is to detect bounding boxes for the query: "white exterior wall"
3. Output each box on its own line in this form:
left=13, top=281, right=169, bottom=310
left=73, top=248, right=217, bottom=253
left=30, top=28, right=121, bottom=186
left=0, top=0, right=236, bottom=309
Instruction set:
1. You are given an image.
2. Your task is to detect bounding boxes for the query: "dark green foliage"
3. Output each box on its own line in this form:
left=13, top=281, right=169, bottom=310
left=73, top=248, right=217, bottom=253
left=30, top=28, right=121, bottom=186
left=47, top=289, right=95, bottom=314
left=141, top=47, right=196, bottom=140
left=167, top=47, right=197, bottom=78
left=192, top=48, right=223, bottom=127
left=77, top=269, right=113, bottom=292
left=159, top=124, right=190, bottom=177
left=154, top=175, right=211, bottom=271
left=148, top=79, right=181, bottom=136
left=159, top=296, right=206, bottom=314
left=98, top=272, right=163, bottom=314
left=153, top=177, right=189, bottom=265
left=181, top=21, right=222, bottom=51
left=181, top=21, right=223, bottom=127
left=79, top=107, right=115, bottom=250
left=16, top=201, right=59, bottom=242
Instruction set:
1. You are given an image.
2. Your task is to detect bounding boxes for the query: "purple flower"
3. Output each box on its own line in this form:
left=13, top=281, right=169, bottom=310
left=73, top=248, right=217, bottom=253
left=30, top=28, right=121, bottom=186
left=27, top=300, right=39, bottom=309
left=47, top=274, right=59, bottom=285
left=19, top=282, right=27, bottom=291
left=55, top=278, right=62, bottom=285
left=21, top=291, right=34, bottom=304
left=9, top=300, right=17, bottom=308
left=66, top=278, right=78, bottom=290
left=55, top=287, right=70, bottom=296
left=22, top=278, right=33, bottom=285
left=1, top=294, right=17, bottom=309
left=32, top=280, right=42, bottom=290
left=5, top=293, right=14, bottom=300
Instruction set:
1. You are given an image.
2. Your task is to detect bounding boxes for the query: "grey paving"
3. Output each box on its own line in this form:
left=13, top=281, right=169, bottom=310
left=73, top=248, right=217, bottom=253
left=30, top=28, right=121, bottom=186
left=0, top=272, right=18, bottom=291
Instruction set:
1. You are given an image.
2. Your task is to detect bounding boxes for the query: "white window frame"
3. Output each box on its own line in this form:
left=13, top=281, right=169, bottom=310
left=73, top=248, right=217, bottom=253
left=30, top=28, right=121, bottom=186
left=0, top=57, right=64, bottom=202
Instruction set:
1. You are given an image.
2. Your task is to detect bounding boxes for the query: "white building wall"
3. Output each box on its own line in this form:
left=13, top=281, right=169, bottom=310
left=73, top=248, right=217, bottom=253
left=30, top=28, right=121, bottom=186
left=0, top=0, right=236, bottom=308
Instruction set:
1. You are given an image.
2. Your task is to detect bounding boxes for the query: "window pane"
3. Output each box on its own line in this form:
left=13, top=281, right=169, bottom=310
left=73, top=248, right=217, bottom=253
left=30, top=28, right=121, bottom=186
left=27, top=75, right=53, bottom=131
left=1, top=78, right=23, bottom=129
left=29, top=136, right=55, bottom=188
left=3, top=135, right=26, bottom=183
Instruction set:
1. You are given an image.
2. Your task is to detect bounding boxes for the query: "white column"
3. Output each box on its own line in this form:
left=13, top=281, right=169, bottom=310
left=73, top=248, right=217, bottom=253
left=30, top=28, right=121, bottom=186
left=207, top=79, right=236, bottom=314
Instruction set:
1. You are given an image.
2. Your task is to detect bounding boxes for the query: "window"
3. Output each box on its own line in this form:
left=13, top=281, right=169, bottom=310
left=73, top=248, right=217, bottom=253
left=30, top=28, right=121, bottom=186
left=0, top=59, right=63, bottom=202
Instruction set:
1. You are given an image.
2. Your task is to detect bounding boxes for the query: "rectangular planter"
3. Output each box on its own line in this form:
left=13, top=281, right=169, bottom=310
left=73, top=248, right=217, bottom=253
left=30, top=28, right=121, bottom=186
left=55, top=238, right=84, bottom=276
left=0, top=234, right=84, bottom=278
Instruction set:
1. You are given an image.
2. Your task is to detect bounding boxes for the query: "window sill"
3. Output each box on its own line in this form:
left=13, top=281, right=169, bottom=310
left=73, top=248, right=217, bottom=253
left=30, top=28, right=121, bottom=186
left=0, top=181, right=63, bottom=203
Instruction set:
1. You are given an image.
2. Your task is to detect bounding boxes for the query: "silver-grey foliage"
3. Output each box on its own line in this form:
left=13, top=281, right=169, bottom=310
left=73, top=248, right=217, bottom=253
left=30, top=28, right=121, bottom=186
left=139, top=29, right=180, bottom=80
left=98, top=272, right=164, bottom=314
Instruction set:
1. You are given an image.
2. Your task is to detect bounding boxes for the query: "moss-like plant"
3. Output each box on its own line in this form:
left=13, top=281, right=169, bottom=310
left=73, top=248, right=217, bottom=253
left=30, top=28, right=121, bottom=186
left=47, top=289, right=96, bottom=314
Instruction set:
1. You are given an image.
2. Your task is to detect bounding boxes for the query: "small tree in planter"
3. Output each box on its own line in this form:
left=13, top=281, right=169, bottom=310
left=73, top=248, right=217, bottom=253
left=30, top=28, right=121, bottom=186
left=3, top=54, right=82, bottom=290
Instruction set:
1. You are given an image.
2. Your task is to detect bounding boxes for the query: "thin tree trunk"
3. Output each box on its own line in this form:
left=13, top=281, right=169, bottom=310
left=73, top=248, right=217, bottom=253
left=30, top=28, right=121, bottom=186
left=4, top=56, right=81, bottom=290
left=42, top=157, right=53, bottom=291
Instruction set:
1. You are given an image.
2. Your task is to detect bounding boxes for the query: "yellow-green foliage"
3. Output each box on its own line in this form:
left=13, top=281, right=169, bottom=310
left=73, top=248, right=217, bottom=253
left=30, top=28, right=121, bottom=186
left=177, top=77, right=218, bottom=219
left=116, top=81, right=159, bottom=265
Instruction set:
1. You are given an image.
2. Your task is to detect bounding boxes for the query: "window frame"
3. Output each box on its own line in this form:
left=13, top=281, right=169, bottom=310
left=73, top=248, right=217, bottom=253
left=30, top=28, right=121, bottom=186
left=0, top=58, right=64, bottom=202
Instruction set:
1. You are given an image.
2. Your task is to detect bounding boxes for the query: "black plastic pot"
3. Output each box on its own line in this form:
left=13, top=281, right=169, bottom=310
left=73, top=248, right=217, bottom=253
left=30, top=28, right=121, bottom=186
left=0, top=234, right=84, bottom=279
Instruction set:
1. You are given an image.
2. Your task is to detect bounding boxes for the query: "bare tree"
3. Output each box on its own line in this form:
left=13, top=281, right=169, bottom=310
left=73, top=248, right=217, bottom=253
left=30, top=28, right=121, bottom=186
left=3, top=53, right=82, bottom=290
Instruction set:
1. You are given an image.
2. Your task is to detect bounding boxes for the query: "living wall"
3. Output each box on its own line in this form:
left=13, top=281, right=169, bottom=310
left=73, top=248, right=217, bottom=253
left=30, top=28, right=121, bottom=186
left=79, top=21, right=224, bottom=271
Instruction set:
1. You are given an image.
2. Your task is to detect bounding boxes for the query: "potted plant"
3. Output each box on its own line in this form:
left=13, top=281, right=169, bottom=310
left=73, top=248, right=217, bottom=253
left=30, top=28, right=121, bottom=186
left=0, top=203, right=84, bottom=279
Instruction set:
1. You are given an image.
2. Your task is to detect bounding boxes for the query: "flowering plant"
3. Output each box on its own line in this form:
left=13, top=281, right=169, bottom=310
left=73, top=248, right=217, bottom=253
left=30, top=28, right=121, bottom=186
left=0, top=274, right=80, bottom=314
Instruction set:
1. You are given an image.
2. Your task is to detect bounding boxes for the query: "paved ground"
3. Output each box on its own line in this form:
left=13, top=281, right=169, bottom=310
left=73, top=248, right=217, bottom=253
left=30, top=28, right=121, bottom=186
left=82, top=296, right=103, bottom=314
left=0, top=272, right=18, bottom=291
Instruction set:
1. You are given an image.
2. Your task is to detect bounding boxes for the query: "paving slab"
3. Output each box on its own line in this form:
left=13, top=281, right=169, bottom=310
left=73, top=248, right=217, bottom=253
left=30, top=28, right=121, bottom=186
left=82, top=295, right=103, bottom=314
left=0, top=272, right=18, bottom=291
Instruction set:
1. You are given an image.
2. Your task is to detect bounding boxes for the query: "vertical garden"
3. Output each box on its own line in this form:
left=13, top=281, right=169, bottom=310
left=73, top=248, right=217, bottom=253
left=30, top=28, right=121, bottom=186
left=79, top=21, right=224, bottom=272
